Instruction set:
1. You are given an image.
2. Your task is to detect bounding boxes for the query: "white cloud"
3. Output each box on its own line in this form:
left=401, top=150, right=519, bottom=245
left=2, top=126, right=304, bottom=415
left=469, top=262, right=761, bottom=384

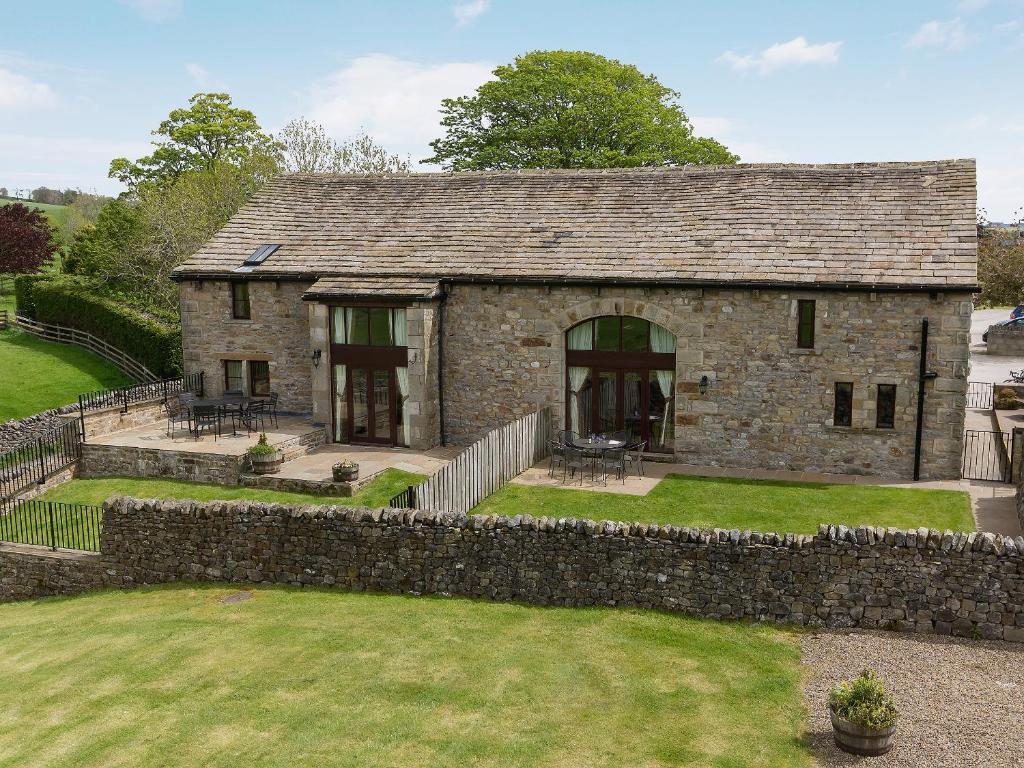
left=184, top=63, right=224, bottom=90
left=118, top=0, right=183, bottom=22
left=717, top=36, right=841, bottom=75
left=995, top=20, right=1022, bottom=32
left=0, top=68, right=56, bottom=110
left=687, top=116, right=787, bottom=163
left=452, top=0, right=490, bottom=27
left=906, top=18, right=974, bottom=50
left=957, top=0, right=989, bottom=13
left=305, top=54, right=493, bottom=166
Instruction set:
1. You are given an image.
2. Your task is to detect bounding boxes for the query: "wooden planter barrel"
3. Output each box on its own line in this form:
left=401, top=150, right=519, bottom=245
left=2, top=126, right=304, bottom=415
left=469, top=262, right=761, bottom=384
left=249, top=451, right=283, bottom=475
left=333, top=465, right=359, bottom=482
left=830, top=710, right=896, bottom=756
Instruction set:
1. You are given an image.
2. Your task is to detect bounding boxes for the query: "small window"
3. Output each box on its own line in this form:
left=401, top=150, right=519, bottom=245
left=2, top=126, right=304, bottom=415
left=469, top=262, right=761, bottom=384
left=369, top=307, right=393, bottom=346
left=594, top=316, right=619, bottom=352
left=834, top=382, right=853, bottom=427
left=621, top=317, right=649, bottom=352
left=876, top=384, right=896, bottom=429
left=249, top=361, right=270, bottom=397
left=797, top=299, right=815, bottom=349
left=231, top=282, right=250, bottom=319
left=224, top=360, right=243, bottom=394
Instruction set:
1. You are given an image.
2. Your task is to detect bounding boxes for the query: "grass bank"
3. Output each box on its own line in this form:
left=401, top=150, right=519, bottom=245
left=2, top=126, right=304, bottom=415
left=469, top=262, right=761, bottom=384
left=0, top=585, right=811, bottom=767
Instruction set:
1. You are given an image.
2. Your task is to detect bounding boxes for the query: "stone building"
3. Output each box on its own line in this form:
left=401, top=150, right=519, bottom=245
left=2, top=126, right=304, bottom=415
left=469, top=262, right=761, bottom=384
left=172, top=160, right=977, bottom=480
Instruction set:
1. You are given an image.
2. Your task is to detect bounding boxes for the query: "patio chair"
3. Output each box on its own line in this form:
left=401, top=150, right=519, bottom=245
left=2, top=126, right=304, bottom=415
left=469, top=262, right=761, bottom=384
left=548, top=439, right=567, bottom=478
left=239, top=400, right=269, bottom=434
left=192, top=405, right=220, bottom=441
left=609, top=430, right=629, bottom=444
left=564, top=445, right=588, bottom=485
left=598, top=447, right=627, bottom=485
left=557, top=429, right=578, bottom=447
left=266, top=392, right=280, bottom=427
left=624, top=440, right=647, bottom=478
left=163, top=399, right=190, bottom=438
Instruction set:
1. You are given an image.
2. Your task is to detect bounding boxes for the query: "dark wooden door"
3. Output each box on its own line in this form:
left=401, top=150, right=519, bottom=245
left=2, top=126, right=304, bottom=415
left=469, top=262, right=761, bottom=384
left=348, top=367, right=396, bottom=444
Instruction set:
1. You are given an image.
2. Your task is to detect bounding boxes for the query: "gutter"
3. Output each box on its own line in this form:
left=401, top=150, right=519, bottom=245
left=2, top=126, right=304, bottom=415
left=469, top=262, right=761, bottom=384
left=913, top=318, right=939, bottom=481
left=437, top=281, right=449, bottom=447
left=171, top=270, right=980, bottom=295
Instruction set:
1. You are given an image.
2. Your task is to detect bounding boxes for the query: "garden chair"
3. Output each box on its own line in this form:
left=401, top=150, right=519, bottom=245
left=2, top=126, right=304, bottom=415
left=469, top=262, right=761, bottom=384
left=192, top=405, right=220, bottom=441
left=557, top=429, right=578, bottom=447
left=609, top=430, right=629, bottom=444
left=548, top=439, right=567, bottom=478
left=240, top=400, right=269, bottom=434
left=624, top=440, right=647, bottom=478
left=598, top=447, right=627, bottom=485
left=163, top=399, right=190, bottom=438
left=564, top=445, right=588, bottom=485
left=266, top=392, right=280, bottom=427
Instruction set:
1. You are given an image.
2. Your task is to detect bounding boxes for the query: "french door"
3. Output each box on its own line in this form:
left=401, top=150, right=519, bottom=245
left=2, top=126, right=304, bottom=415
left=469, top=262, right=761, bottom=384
left=580, top=367, right=674, bottom=450
left=349, top=367, right=395, bottom=444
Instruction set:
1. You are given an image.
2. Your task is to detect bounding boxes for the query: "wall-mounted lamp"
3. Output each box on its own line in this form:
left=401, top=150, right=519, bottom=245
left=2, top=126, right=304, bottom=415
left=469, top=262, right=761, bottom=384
left=698, top=375, right=710, bottom=395
left=311, top=349, right=322, bottom=368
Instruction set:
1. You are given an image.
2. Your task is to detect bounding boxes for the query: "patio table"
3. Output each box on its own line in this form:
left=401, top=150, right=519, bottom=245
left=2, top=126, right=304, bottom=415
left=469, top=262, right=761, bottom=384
left=569, top=436, right=627, bottom=484
left=189, top=396, right=254, bottom=436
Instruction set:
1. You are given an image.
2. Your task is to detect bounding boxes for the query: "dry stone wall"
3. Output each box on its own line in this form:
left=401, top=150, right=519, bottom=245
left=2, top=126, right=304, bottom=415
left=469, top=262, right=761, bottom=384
left=0, top=544, right=103, bottom=602
left=987, top=324, right=1024, bottom=356
left=80, top=444, right=245, bottom=485
left=87, top=498, right=1024, bottom=643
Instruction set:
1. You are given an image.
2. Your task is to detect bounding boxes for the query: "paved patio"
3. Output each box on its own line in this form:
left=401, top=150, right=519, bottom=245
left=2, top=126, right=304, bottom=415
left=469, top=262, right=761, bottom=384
left=275, top=444, right=457, bottom=484
left=88, top=416, right=321, bottom=456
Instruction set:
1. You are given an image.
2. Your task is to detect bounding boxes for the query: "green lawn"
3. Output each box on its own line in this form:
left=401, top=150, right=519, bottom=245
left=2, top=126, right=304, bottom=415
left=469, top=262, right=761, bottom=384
left=0, top=585, right=811, bottom=767
left=0, top=329, right=133, bottom=421
left=0, top=198, right=66, bottom=229
left=472, top=474, right=974, bottom=534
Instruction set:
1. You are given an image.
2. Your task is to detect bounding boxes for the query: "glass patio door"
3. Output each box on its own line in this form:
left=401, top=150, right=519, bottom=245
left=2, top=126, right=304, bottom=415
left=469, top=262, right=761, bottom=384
left=349, top=367, right=395, bottom=444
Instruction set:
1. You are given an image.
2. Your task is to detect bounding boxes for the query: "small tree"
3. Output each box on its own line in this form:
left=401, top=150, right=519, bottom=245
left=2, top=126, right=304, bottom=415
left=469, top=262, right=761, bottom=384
left=278, top=118, right=410, bottom=174
left=976, top=207, right=1024, bottom=307
left=0, top=203, right=58, bottom=274
left=425, top=50, right=736, bottom=170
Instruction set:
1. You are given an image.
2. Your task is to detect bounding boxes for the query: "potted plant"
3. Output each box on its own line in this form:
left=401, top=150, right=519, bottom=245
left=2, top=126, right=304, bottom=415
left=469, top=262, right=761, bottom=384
left=247, top=433, right=282, bottom=474
left=828, top=670, right=898, bottom=756
left=332, top=460, right=359, bottom=482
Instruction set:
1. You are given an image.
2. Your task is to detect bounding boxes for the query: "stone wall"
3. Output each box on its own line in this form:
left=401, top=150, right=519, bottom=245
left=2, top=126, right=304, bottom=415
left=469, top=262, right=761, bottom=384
left=80, top=444, right=245, bottom=485
left=0, top=543, right=103, bottom=602
left=179, top=280, right=314, bottom=413
left=0, top=404, right=77, bottom=454
left=82, top=400, right=167, bottom=440
left=442, top=285, right=970, bottom=480
left=987, top=324, right=1024, bottom=356
left=95, top=498, right=1024, bottom=642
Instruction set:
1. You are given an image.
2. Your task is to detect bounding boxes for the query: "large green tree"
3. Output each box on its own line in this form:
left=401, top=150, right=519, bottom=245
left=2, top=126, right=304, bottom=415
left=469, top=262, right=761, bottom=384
left=109, top=92, right=281, bottom=190
left=976, top=209, right=1024, bottom=307
left=425, top=50, right=736, bottom=170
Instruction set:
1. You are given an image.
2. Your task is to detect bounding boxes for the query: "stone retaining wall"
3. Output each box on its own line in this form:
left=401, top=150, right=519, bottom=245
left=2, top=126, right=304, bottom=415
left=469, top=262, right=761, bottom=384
left=79, top=444, right=245, bottom=484
left=88, top=498, right=1024, bottom=643
left=0, top=405, right=77, bottom=454
left=987, top=324, right=1024, bottom=356
left=1, top=398, right=169, bottom=455
left=239, top=473, right=367, bottom=497
left=0, top=543, right=103, bottom=602
left=82, top=400, right=167, bottom=440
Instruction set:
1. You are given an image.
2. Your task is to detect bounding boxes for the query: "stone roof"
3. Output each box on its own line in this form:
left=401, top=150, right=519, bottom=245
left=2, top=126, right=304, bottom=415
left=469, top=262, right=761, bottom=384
left=172, top=160, right=978, bottom=289
left=303, top=276, right=442, bottom=301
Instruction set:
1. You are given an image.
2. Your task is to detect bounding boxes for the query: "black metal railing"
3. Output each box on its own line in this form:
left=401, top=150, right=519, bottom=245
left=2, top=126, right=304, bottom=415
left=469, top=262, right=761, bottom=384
left=0, top=421, right=83, bottom=501
left=389, top=486, right=415, bottom=509
left=966, top=381, right=994, bottom=410
left=961, top=429, right=1012, bottom=483
left=0, top=499, right=102, bottom=551
left=77, top=371, right=204, bottom=418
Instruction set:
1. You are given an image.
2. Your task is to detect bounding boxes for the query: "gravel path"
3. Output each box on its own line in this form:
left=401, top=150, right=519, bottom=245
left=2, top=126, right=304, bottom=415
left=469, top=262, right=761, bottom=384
left=801, top=630, right=1024, bottom=767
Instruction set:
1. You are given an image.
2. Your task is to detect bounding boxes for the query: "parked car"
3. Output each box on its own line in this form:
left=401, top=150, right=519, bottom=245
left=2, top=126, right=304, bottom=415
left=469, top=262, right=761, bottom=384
left=1011, top=305, right=1024, bottom=320
left=983, top=316, right=1024, bottom=342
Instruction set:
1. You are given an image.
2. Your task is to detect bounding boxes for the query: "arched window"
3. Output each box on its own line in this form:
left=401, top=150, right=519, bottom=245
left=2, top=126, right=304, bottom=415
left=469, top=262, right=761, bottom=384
left=565, top=316, right=676, bottom=451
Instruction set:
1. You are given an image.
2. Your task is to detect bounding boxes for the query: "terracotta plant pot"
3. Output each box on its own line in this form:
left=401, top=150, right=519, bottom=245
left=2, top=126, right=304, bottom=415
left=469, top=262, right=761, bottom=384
left=249, top=451, right=283, bottom=475
left=333, top=464, right=358, bottom=482
left=829, top=710, right=896, bottom=757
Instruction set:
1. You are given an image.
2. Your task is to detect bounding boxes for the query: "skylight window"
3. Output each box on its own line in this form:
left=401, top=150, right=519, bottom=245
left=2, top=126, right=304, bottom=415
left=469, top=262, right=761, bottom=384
left=243, top=244, right=280, bottom=266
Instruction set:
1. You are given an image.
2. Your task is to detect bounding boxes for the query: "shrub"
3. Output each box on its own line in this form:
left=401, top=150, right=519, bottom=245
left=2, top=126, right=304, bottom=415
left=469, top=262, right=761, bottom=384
left=994, top=389, right=1022, bottom=410
left=828, top=670, right=898, bottom=730
left=12, top=272, right=52, bottom=316
left=18, top=274, right=182, bottom=377
left=247, top=433, right=277, bottom=457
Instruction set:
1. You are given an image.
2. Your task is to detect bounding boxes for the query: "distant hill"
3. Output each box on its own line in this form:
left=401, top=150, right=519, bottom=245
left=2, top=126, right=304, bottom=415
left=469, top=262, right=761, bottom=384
left=0, top=197, right=67, bottom=229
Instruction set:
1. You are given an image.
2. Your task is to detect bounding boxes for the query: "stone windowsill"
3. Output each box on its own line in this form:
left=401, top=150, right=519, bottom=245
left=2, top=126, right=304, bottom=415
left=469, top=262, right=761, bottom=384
left=824, top=424, right=898, bottom=435
left=789, top=347, right=821, bottom=356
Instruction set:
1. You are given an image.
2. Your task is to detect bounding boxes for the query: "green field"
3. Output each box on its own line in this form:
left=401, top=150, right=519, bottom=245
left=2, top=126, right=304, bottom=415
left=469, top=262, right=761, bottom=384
left=473, top=474, right=974, bottom=535
left=0, top=198, right=66, bottom=229
left=36, top=471, right=425, bottom=509
left=0, top=329, right=132, bottom=421
left=0, top=586, right=810, bottom=767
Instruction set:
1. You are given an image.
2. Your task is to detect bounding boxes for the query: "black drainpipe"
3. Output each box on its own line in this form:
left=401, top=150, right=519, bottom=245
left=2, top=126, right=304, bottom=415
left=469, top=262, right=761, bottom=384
left=437, top=282, right=449, bottom=447
left=913, top=318, right=939, bottom=481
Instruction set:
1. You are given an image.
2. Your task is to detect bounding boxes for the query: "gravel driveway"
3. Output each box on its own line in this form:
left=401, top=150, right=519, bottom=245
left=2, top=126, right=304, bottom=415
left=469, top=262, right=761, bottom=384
left=801, top=630, right=1024, bottom=767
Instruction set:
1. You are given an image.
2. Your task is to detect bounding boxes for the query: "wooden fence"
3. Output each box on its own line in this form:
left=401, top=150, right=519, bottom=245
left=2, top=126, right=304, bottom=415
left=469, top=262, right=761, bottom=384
left=391, top=407, right=552, bottom=514
left=0, top=309, right=8, bottom=331
left=14, top=313, right=157, bottom=383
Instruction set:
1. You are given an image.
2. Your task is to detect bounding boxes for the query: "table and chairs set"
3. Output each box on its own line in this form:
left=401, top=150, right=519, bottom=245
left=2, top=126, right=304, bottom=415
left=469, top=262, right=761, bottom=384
left=549, top=429, right=646, bottom=485
left=163, top=391, right=280, bottom=440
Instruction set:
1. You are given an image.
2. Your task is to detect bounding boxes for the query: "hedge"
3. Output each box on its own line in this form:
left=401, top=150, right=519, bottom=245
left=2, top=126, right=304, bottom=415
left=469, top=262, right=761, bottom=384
left=13, top=274, right=182, bottom=378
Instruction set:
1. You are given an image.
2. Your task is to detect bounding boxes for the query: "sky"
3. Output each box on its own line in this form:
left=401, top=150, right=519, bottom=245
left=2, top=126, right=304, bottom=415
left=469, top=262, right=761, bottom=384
left=1, top=0, right=1022, bottom=219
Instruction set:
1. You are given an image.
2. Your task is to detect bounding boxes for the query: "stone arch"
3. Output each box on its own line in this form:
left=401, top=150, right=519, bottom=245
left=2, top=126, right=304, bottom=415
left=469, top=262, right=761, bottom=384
left=554, top=296, right=687, bottom=340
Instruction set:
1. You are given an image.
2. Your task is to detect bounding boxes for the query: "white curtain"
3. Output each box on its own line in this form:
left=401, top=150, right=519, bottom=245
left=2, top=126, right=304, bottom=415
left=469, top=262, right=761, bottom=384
left=650, top=322, right=676, bottom=353
left=567, top=322, right=593, bottom=351
left=344, top=307, right=355, bottom=344
left=396, top=366, right=410, bottom=446
left=393, top=307, right=408, bottom=347
left=654, top=369, right=674, bottom=448
left=333, top=364, right=347, bottom=441
left=331, top=308, right=345, bottom=344
left=568, top=366, right=589, bottom=436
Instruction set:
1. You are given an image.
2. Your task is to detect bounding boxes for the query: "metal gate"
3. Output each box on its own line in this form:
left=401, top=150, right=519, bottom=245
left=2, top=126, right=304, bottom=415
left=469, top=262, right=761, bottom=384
left=961, top=429, right=1013, bottom=482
